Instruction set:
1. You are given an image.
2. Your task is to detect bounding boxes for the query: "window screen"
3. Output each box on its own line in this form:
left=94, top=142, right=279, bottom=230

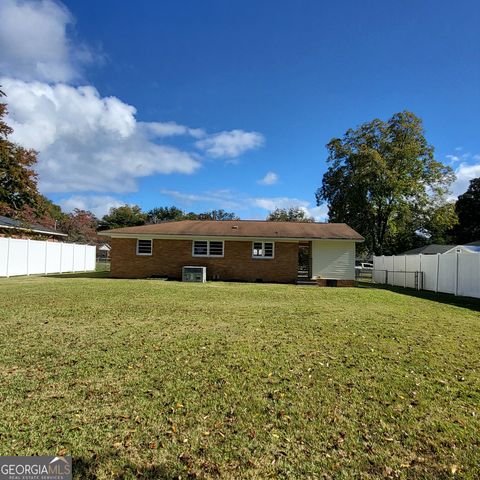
left=264, top=242, right=274, bottom=257
left=209, top=241, right=224, bottom=256
left=252, top=241, right=274, bottom=258
left=253, top=242, right=263, bottom=257
left=193, top=241, right=208, bottom=256
left=137, top=239, right=152, bottom=255
left=193, top=240, right=224, bottom=257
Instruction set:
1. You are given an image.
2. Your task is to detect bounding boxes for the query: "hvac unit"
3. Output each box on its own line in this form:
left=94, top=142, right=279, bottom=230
left=182, top=266, right=206, bottom=283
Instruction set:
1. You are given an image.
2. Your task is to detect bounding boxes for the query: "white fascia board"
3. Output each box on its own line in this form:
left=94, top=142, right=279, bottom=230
left=99, top=232, right=364, bottom=243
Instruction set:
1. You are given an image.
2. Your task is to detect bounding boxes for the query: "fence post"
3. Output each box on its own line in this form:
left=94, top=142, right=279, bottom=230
left=392, top=255, right=395, bottom=286
left=26, top=239, right=30, bottom=276
left=435, top=253, right=440, bottom=292
left=44, top=241, right=48, bottom=275
left=6, top=237, right=10, bottom=278
left=59, top=242, right=63, bottom=274
left=454, top=251, right=459, bottom=296
left=382, top=255, right=385, bottom=283
left=84, top=244, right=87, bottom=272
left=404, top=255, right=407, bottom=288
left=72, top=244, right=75, bottom=273
left=419, top=254, right=422, bottom=289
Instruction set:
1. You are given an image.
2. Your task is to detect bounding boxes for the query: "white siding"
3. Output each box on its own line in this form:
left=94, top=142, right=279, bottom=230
left=311, top=240, right=356, bottom=280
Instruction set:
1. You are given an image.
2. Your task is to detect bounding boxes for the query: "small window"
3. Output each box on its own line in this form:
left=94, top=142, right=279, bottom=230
left=193, top=240, right=208, bottom=256
left=137, top=239, right=152, bottom=255
left=192, top=240, right=224, bottom=257
left=253, top=242, right=263, bottom=256
left=209, top=241, right=224, bottom=256
left=252, top=241, right=274, bottom=259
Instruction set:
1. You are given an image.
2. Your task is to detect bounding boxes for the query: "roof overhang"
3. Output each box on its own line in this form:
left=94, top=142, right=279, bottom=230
left=99, top=232, right=364, bottom=242
left=0, top=224, right=67, bottom=237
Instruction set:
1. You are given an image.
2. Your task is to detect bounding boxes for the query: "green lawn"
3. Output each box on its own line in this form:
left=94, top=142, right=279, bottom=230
left=0, top=276, right=479, bottom=479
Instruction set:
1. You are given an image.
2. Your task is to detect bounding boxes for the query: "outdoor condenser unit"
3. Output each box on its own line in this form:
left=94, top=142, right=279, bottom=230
left=182, top=266, right=206, bottom=283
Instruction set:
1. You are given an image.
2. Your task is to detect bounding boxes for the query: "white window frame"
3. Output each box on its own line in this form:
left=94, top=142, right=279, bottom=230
left=136, top=238, right=153, bottom=256
left=192, top=240, right=224, bottom=258
left=252, top=241, right=275, bottom=259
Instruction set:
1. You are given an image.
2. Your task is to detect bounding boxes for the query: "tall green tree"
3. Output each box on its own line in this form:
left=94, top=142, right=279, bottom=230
left=147, top=206, right=184, bottom=223
left=316, top=111, right=455, bottom=255
left=451, top=177, right=480, bottom=243
left=99, top=205, right=147, bottom=230
left=267, top=207, right=313, bottom=222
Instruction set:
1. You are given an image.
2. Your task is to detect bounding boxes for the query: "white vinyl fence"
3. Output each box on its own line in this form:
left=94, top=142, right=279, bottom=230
left=0, top=237, right=96, bottom=277
left=373, top=252, right=480, bottom=299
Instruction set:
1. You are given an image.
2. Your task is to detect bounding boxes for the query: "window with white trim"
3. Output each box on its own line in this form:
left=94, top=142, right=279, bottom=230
left=252, top=241, right=274, bottom=258
left=136, top=239, right=153, bottom=255
left=192, top=240, right=224, bottom=257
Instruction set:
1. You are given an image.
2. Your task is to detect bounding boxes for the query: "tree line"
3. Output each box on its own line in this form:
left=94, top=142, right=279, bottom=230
left=1, top=87, right=478, bottom=253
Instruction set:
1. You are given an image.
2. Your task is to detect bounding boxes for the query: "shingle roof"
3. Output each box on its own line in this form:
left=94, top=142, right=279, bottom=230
left=99, top=220, right=364, bottom=241
left=401, top=244, right=456, bottom=255
left=0, top=215, right=67, bottom=237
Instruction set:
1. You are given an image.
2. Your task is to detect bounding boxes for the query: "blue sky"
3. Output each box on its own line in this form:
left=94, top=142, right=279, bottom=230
left=1, top=0, right=479, bottom=218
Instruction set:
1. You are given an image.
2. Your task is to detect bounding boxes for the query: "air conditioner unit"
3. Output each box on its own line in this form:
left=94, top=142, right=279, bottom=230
left=182, top=266, right=206, bottom=283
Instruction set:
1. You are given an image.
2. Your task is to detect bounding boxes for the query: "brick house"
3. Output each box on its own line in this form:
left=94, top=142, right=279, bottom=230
left=99, top=220, right=363, bottom=285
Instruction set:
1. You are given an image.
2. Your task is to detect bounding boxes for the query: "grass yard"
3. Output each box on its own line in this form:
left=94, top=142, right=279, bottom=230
left=0, top=276, right=479, bottom=479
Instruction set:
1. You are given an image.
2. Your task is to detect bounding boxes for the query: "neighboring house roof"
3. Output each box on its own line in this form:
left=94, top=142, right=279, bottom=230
left=444, top=245, right=480, bottom=254
left=0, top=215, right=67, bottom=237
left=401, top=244, right=456, bottom=255
left=98, top=244, right=111, bottom=251
left=466, top=240, right=480, bottom=246
left=99, top=220, right=364, bottom=241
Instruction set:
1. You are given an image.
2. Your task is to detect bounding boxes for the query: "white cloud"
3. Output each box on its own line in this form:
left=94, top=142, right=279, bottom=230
left=196, top=129, right=264, bottom=158
left=160, top=189, right=243, bottom=210
left=446, top=154, right=460, bottom=163
left=257, top=171, right=278, bottom=185
left=0, top=0, right=266, bottom=211
left=59, top=195, right=124, bottom=218
left=249, top=197, right=328, bottom=221
left=141, top=121, right=205, bottom=139
left=2, top=77, right=201, bottom=193
left=252, top=197, right=310, bottom=211
left=0, top=0, right=91, bottom=83
left=452, top=161, right=480, bottom=197
left=306, top=205, right=329, bottom=221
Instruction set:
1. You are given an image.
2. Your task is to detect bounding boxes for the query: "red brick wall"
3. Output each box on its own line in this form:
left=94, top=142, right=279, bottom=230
left=110, top=238, right=298, bottom=283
